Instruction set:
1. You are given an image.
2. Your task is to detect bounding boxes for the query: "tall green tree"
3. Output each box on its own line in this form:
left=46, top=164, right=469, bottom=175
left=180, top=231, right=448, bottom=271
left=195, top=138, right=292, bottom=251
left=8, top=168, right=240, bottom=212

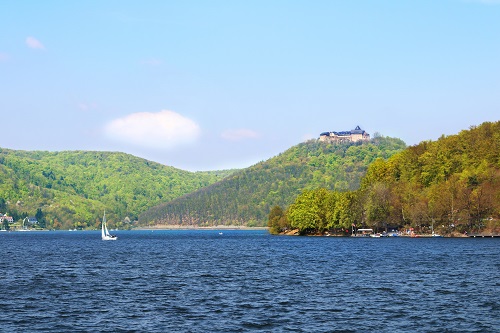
left=336, top=191, right=360, bottom=230
left=35, top=208, right=46, bottom=228
left=268, top=205, right=289, bottom=234
left=2, top=217, right=9, bottom=231
left=288, top=188, right=332, bottom=234
left=365, top=182, right=393, bottom=231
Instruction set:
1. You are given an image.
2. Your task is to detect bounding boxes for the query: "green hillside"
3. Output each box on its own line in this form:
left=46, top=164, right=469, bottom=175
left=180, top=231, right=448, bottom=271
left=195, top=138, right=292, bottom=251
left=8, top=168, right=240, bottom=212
left=277, top=121, right=500, bottom=236
left=139, top=136, right=406, bottom=227
left=0, top=149, right=233, bottom=229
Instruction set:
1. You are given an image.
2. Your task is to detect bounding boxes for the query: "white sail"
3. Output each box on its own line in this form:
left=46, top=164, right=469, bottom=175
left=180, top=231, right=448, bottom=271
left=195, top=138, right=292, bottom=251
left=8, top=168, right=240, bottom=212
left=101, top=211, right=117, bottom=241
left=101, top=218, right=105, bottom=238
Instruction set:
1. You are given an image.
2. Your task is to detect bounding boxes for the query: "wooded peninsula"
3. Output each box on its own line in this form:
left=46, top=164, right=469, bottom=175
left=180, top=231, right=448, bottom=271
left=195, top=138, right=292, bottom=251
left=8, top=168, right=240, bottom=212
left=269, top=121, right=500, bottom=237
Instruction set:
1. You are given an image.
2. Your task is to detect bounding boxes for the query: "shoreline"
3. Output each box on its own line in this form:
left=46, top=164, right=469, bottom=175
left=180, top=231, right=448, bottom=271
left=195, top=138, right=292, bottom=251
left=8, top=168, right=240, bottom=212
left=135, top=225, right=269, bottom=231
left=278, top=229, right=499, bottom=237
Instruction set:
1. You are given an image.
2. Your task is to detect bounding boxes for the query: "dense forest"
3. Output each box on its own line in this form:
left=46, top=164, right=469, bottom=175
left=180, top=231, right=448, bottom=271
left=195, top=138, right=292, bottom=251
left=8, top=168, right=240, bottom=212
left=270, top=121, right=500, bottom=236
left=0, top=149, right=233, bottom=229
left=139, top=135, right=406, bottom=227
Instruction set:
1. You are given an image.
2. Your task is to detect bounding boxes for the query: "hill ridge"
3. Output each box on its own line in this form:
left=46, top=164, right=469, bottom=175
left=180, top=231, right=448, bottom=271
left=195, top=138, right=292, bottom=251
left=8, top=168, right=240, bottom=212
left=0, top=148, right=232, bottom=229
left=139, top=136, right=406, bottom=227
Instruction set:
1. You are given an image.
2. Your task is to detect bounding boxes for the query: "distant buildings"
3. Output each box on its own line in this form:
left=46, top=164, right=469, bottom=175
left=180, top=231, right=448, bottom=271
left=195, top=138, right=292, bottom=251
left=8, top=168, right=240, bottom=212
left=27, top=217, right=38, bottom=225
left=0, top=214, right=14, bottom=224
left=319, top=126, right=370, bottom=143
left=0, top=214, right=38, bottom=229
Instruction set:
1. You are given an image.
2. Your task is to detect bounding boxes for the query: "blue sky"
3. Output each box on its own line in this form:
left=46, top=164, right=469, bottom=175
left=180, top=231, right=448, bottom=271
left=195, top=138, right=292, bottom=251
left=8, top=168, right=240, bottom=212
left=1, top=0, right=499, bottom=171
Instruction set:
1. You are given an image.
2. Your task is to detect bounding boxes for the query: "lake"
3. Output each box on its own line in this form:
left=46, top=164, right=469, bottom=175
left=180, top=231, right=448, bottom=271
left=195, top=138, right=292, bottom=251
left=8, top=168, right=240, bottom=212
left=0, top=230, right=498, bottom=332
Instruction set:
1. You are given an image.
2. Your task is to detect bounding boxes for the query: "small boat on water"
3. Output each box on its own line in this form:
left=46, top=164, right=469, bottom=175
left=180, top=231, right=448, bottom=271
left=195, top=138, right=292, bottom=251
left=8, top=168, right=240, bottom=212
left=353, top=228, right=375, bottom=237
left=101, top=211, right=117, bottom=241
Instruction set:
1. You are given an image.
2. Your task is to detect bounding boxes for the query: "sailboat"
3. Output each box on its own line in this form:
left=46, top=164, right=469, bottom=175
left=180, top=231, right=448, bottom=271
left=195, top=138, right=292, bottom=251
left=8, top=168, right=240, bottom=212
left=101, top=211, right=117, bottom=241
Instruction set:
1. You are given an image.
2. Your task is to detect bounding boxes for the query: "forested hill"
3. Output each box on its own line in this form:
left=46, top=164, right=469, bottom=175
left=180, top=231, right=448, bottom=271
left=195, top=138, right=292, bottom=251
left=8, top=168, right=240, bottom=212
left=139, top=136, right=406, bottom=227
left=277, top=121, right=500, bottom=236
left=357, top=120, right=500, bottom=233
left=0, top=149, right=233, bottom=229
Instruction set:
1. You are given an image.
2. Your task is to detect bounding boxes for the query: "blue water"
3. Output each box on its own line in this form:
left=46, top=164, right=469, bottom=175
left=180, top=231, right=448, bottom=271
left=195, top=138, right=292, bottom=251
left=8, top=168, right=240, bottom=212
left=0, top=230, right=498, bottom=332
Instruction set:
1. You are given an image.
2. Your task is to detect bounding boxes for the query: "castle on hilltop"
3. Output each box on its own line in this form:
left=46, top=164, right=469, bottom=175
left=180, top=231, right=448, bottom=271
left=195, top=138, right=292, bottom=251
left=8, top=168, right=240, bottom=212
left=319, top=126, right=370, bottom=143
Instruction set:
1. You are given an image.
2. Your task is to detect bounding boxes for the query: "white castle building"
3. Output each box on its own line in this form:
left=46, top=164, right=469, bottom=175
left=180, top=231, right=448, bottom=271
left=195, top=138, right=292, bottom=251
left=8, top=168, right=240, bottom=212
left=319, top=126, right=370, bottom=143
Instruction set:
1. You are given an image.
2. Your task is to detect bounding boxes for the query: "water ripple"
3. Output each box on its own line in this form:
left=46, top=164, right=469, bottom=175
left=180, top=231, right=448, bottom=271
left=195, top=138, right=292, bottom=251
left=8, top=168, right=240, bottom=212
left=0, top=231, right=498, bottom=332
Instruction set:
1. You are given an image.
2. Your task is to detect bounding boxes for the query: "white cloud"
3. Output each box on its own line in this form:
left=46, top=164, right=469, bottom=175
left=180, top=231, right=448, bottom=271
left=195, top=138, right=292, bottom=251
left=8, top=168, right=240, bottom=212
left=26, top=36, right=45, bottom=49
left=105, top=110, right=200, bottom=149
left=221, top=128, right=260, bottom=141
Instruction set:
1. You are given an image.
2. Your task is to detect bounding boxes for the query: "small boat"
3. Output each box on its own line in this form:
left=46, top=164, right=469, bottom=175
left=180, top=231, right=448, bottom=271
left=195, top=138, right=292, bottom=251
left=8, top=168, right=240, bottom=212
left=353, top=228, right=375, bottom=237
left=101, top=211, right=117, bottom=241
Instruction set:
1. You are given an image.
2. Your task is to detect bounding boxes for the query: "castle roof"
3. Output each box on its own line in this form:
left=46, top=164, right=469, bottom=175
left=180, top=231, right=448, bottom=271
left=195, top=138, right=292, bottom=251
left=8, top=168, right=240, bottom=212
left=320, top=126, right=367, bottom=136
left=350, top=126, right=365, bottom=134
